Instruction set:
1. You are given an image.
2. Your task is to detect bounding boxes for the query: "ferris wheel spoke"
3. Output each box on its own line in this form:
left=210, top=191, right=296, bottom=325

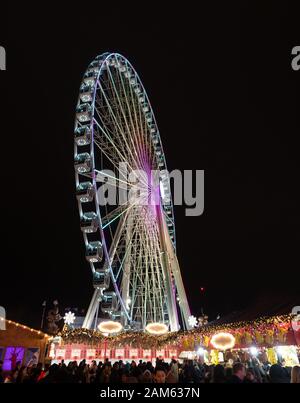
left=78, top=170, right=129, bottom=193
left=93, top=114, right=130, bottom=169
left=93, top=101, right=149, bottom=188
left=146, top=228, right=163, bottom=322
left=93, top=124, right=121, bottom=165
left=118, top=63, right=149, bottom=165
left=124, top=208, right=162, bottom=325
left=151, top=217, right=168, bottom=310
left=134, top=214, right=161, bottom=324
left=96, top=79, right=144, bottom=175
left=114, top=61, right=149, bottom=171
left=93, top=139, right=130, bottom=185
left=137, top=91, right=155, bottom=169
left=114, top=229, right=134, bottom=282
left=108, top=210, right=145, bottom=318
left=101, top=202, right=128, bottom=225
left=101, top=202, right=134, bottom=230
left=148, top=223, right=166, bottom=321
left=93, top=97, right=131, bottom=166
left=105, top=64, right=147, bottom=172
left=93, top=115, right=148, bottom=188
left=136, top=88, right=154, bottom=169
left=105, top=214, right=127, bottom=268
left=144, top=225, right=160, bottom=323
left=93, top=169, right=132, bottom=188
left=114, top=214, right=143, bottom=287
left=126, top=75, right=149, bottom=169
left=104, top=202, right=142, bottom=273
left=145, top=233, right=156, bottom=323
left=93, top=125, right=132, bottom=186
left=127, top=215, right=140, bottom=319
left=123, top=72, right=149, bottom=169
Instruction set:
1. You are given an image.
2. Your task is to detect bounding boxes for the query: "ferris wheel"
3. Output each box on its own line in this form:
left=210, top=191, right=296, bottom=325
left=74, top=52, right=191, bottom=333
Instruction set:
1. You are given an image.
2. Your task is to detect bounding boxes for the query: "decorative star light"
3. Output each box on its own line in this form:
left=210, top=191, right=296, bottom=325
left=64, top=311, right=76, bottom=326
left=188, top=315, right=198, bottom=328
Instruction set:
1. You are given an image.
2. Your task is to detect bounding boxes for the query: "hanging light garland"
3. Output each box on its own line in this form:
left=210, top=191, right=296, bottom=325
left=0, top=318, right=51, bottom=339
left=58, top=313, right=298, bottom=350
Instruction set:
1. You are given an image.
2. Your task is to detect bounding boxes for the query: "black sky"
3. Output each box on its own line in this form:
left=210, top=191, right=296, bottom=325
left=1, top=2, right=300, bottom=328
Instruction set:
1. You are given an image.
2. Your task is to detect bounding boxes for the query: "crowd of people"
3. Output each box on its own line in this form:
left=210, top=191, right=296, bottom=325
left=1, top=357, right=300, bottom=384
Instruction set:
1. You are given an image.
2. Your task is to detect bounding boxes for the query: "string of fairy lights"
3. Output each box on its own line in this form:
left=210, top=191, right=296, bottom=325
left=59, top=313, right=298, bottom=349
left=1, top=313, right=297, bottom=350
left=0, top=317, right=51, bottom=340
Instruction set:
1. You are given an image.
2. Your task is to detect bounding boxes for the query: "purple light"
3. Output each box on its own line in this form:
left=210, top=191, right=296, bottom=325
left=3, top=347, right=25, bottom=371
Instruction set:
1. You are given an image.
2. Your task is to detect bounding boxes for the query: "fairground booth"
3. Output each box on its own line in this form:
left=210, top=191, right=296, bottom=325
left=48, top=296, right=300, bottom=367
left=0, top=319, right=51, bottom=372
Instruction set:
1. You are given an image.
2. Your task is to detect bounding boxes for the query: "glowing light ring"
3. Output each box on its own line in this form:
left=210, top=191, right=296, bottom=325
left=98, top=321, right=123, bottom=334
left=145, top=322, right=168, bottom=335
left=210, top=332, right=236, bottom=350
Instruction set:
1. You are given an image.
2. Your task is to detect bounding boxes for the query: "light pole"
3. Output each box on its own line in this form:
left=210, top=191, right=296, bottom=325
left=41, top=300, right=47, bottom=330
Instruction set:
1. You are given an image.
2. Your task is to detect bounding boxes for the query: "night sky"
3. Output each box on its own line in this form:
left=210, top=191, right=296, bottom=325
left=1, top=3, right=299, bottom=329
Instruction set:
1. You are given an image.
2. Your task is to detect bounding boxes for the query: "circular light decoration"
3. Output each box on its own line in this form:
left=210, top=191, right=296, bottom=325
left=98, top=321, right=123, bottom=335
left=145, top=322, right=168, bottom=335
left=188, top=315, right=198, bottom=328
left=64, top=311, right=76, bottom=326
left=210, top=332, right=235, bottom=350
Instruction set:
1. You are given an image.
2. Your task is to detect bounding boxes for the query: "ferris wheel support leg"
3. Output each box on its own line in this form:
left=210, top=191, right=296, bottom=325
left=170, top=255, right=192, bottom=330
left=158, top=203, right=192, bottom=330
left=161, top=222, right=191, bottom=330
left=121, top=211, right=133, bottom=325
left=82, top=287, right=102, bottom=329
left=93, top=301, right=100, bottom=330
left=156, top=204, right=179, bottom=332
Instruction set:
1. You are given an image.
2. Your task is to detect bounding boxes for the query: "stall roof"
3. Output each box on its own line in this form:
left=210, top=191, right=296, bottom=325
left=208, top=294, right=300, bottom=326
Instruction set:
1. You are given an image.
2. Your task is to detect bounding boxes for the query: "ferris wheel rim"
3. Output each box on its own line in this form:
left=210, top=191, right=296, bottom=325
left=74, top=52, right=178, bottom=328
